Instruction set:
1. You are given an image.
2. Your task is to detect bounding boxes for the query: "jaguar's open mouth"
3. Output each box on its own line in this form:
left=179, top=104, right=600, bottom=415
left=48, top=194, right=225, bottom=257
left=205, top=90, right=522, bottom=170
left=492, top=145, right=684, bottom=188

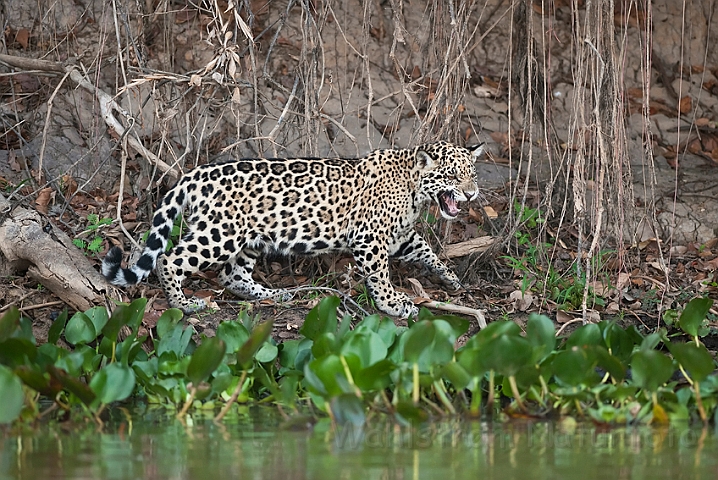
left=438, top=191, right=460, bottom=218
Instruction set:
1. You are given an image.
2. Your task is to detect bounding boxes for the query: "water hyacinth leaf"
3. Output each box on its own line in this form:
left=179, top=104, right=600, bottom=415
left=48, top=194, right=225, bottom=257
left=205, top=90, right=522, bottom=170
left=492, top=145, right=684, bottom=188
left=456, top=347, right=487, bottom=378
left=593, top=346, right=626, bottom=382
left=0, top=338, right=36, bottom=367
left=84, top=306, right=109, bottom=337
left=469, top=320, right=521, bottom=350
left=278, top=339, right=300, bottom=370
left=565, top=323, right=602, bottom=348
left=237, top=320, right=274, bottom=368
left=330, top=393, right=366, bottom=426
left=187, top=337, right=226, bottom=385
left=552, top=346, right=598, bottom=386
left=354, top=359, right=396, bottom=391
left=442, top=361, right=472, bottom=390
left=156, top=308, right=184, bottom=339
left=64, top=312, right=96, bottom=345
left=0, top=307, right=20, bottom=343
left=668, top=342, right=714, bottom=383
left=601, top=321, right=635, bottom=362
left=299, top=296, right=340, bottom=341
left=124, top=298, right=149, bottom=332
left=312, top=332, right=340, bottom=359
left=341, top=330, right=388, bottom=368
left=304, top=354, right=347, bottom=398
left=217, top=321, right=250, bottom=354
left=102, top=298, right=148, bottom=342
left=90, top=362, right=136, bottom=404
left=403, top=320, right=436, bottom=363
left=678, top=297, right=713, bottom=338
left=513, top=363, right=541, bottom=390
left=157, top=324, right=194, bottom=358
left=639, top=332, right=662, bottom=352
left=47, top=309, right=68, bottom=345
left=630, top=349, right=674, bottom=392
left=477, top=334, right=532, bottom=377
left=0, top=365, right=24, bottom=424
left=14, top=364, right=59, bottom=397
left=526, top=313, right=555, bottom=363
left=255, top=342, right=279, bottom=364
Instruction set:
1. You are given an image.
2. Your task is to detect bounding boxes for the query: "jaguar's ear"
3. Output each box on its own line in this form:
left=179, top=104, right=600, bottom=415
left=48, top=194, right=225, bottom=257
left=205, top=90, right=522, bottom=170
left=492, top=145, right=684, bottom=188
left=469, top=143, right=486, bottom=161
left=416, top=150, right=437, bottom=170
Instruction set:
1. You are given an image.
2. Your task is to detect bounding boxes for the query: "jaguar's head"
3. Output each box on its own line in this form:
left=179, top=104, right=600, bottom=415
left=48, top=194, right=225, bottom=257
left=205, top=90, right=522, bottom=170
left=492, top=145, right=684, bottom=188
left=416, top=141, right=483, bottom=220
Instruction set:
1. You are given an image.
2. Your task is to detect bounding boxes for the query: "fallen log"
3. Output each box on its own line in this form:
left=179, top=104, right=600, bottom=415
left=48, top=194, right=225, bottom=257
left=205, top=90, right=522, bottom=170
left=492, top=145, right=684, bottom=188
left=441, top=236, right=495, bottom=259
left=0, top=193, right=120, bottom=312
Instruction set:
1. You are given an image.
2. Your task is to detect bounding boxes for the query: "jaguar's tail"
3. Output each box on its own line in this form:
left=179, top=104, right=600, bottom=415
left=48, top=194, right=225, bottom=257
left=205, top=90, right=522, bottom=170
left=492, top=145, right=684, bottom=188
left=102, top=179, right=189, bottom=286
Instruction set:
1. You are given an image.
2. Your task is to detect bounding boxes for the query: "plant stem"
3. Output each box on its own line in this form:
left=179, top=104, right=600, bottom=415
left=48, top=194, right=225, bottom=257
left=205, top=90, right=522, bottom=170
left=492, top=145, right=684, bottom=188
left=177, top=385, right=197, bottom=419
left=215, top=370, right=248, bottom=422
left=508, top=375, right=526, bottom=412
left=694, top=381, right=707, bottom=423
left=412, top=363, right=420, bottom=405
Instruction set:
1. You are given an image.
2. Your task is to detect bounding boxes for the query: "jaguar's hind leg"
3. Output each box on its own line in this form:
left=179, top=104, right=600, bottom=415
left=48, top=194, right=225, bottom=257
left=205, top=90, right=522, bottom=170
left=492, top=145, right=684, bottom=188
left=218, top=249, right=292, bottom=302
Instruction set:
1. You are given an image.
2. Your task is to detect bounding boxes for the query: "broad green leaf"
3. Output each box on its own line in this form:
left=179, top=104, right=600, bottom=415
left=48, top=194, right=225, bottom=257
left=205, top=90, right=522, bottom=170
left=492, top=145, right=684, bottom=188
left=155, top=308, right=184, bottom=338
left=593, top=346, right=626, bottom=382
left=0, top=307, right=20, bottom=343
left=187, top=337, right=227, bottom=385
left=103, top=298, right=148, bottom=342
left=678, top=297, right=713, bottom=338
left=601, top=321, right=635, bottom=362
left=0, top=365, right=24, bottom=424
left=442, top=361, right=472, bottom=390
left=237, top=320, right=274, bottom=368
left=157, top=324, right=194, bottom=358
left=90, top=363, right=136, bottom=404
left=299, top=296, right=340, bottom=340
left=526, top=313, right=555, bottom=363
left=478, top=334, right=532, bottom=377
left=566, top=323, right=602, bottom=347
left=64, top=312, right=97, bottom=345
left=84, top=306, right=109, bottom=336
left=312, top=332, right=340, bottom=358
left=552, top=346, right=599, bottom=387
left=14, top=364, right=59, bottom=397
left=668, top=341, right=715, bottom=383
left=467, top=320, right=521, bottom=350
left=630, top=349, right=674, bottom=392
left=255, top=342, right=279, bottom=363
left=0, top=338, right=36, bottom=367
left=47, top=309, right=68, bottom=345
left=216, top=321, right=250, bottom=353
left=456, top=347, right=487, bottom=378
left=304, top=354, right=347, bottom=398
left=353, top=359, right=396, bottom=391
left=341, top=330, right=388, bottom=368
left=403, top=320, right=436, bottom=363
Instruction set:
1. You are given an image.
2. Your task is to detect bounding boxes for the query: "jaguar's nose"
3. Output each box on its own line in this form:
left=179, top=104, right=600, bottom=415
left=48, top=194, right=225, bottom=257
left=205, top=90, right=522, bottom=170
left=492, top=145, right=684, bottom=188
left=465, top=189, right=479, bottom=201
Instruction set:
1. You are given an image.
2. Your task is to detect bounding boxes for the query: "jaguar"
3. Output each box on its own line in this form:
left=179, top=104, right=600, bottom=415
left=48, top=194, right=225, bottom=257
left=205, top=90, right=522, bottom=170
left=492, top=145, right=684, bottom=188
left=102, top=141, right=483, bottom=317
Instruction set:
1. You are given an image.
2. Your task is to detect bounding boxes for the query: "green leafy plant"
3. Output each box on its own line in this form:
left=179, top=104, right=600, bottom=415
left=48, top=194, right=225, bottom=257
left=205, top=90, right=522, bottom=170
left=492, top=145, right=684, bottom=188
left=1, top=296, right=717, bottom=426
left=73, top=213, right=113, bottom=254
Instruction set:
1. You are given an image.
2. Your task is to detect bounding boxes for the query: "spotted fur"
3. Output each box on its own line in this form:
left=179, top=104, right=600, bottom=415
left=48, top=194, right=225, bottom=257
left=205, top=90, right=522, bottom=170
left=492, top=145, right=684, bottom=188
left=102, top=141, right=483, bottom=317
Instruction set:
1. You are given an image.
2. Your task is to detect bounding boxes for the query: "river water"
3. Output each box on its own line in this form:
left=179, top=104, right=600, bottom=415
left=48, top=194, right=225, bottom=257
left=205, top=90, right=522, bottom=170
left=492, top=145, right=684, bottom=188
left=2, top=406, right=717, bottom=479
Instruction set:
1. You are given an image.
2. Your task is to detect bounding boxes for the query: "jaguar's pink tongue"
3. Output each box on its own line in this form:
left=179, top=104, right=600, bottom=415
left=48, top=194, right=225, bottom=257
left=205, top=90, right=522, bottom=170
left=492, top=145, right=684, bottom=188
left=440, top=192, right=459, bottom=217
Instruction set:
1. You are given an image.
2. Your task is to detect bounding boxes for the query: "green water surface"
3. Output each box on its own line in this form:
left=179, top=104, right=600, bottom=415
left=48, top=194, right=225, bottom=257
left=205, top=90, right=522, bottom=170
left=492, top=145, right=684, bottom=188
left=2, top=407, right=717, bottom=480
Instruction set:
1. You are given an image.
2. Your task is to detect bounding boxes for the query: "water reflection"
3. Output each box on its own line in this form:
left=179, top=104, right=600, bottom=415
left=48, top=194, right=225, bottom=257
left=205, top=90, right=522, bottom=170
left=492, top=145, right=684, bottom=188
left=2, top=407, right=717, bottom=480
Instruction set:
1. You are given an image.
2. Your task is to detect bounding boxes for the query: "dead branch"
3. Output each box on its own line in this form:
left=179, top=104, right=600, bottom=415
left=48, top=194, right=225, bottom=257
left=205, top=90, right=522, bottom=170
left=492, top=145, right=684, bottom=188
left=0, top=53, right=179, bottom=181
left=0, top=193, right=121, bottom=312
left=418, top=300, right=487, bottom=329
left=441, top=236, right=495, bottom=259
